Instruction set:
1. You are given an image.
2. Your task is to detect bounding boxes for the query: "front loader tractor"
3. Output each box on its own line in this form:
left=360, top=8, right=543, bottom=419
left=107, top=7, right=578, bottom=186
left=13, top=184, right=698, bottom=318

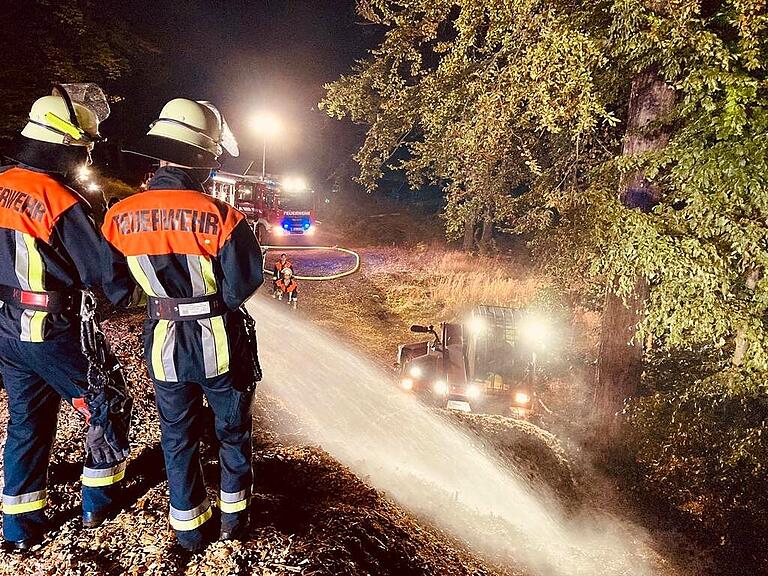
left=396, top=305, right=550, bottom=418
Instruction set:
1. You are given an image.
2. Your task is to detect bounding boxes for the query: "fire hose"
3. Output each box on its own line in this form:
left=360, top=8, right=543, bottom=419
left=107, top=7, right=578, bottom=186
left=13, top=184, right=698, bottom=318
left=261, top=245, right=361, bottom=281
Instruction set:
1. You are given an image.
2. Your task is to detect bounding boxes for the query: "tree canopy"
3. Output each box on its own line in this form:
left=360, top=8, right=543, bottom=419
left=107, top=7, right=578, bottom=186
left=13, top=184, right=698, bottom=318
left=0, top=0, right=156, bottom=142
left=322, top=0, right=768, bottom=366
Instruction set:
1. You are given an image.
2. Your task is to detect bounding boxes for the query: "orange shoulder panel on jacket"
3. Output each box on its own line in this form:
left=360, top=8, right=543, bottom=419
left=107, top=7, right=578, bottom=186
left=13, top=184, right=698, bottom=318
left=102, top=189, right=244, bottom=257
left=0, top=167, right=80, bottom=243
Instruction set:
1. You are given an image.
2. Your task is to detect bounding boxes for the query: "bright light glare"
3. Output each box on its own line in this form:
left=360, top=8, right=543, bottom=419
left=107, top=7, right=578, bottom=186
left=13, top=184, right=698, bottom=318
left=283, top=176, right=308, bottom=191
left=522, top=316, right=549, bottom=347
left=469, top=316, right=486, bottom=334
left=78, top=165, right=91, bottom=180
left=401, top=378, right=414, bottom=391
left=433, top=380, right=448, bottom=395
left=305, top=226, right=315, bottom=236
left=466, top=384, right=482, bottom=400
left=409, top=366, right=423, bottom=378
left=87, top=182, right=100, bottom=192
left=251, top=112, right=281, bottom=136
left=514, top=391, right=531, bottom=405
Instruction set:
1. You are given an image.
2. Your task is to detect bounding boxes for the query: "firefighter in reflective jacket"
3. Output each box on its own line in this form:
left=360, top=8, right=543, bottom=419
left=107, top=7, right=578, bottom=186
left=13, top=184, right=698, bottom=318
left=273, top=268, right=298, bottom=307
left=272, top=253, right=292, bottom=290
left=0, top=85, right=127, bottom=551
left=101, top=98, right=263, bottom=551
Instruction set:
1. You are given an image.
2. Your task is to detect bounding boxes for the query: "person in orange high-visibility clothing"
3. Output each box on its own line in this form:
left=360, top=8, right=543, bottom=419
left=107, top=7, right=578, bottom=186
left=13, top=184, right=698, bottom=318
left=272, top=253, right=292, bottom=291
left=102, top=98, right=263, bottom=551
left=273, top=267, right=298, bottom=308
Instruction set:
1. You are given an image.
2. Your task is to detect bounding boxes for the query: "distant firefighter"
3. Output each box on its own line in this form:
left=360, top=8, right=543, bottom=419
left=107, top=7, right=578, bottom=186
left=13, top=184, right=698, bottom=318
left=274, top=267, right=299, bottom=308
left=272, top=252, right=293, bottom=290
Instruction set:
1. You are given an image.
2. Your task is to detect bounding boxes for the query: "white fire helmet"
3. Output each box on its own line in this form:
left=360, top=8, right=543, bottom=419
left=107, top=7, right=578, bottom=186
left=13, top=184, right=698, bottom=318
left=282, top=268, right=294, bottom=279
left=21, top=83, right=110, bottom=150
left=126, top=98, right=239, bottom=169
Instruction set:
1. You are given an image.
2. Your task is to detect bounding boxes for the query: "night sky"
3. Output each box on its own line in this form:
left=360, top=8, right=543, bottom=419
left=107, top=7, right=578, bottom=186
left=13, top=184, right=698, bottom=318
left=104, top=0, right=380, bottom=184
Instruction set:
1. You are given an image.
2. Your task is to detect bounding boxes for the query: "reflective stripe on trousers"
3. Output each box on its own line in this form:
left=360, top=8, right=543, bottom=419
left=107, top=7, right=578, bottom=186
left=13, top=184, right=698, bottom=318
left=219, top=488, right=250, bottom=514
left=82, top=461, right=127, bottom=487
left=169, top=498, right=213, bottom=531
left=2, top=490, right=47, bottom=515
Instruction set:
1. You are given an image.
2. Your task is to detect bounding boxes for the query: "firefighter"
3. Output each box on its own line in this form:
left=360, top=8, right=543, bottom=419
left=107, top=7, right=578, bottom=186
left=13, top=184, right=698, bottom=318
left=0, top=85, right=128, bottom=551
left=101, top=98, right=263, bottom=551
left=274, top=268, right=298, bottom=308
left=272, top=253, right=292, bottom=290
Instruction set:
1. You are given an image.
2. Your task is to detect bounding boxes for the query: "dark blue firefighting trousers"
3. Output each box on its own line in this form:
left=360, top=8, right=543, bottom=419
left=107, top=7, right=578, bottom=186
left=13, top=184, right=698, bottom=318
left=0, top=337, right=125, bottom=542
left=152, top=371, right=253, bottom=550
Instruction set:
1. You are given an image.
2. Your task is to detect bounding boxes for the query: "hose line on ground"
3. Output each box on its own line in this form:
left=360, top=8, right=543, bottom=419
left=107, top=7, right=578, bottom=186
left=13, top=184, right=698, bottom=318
left=261, top=245, right=361, bottom=281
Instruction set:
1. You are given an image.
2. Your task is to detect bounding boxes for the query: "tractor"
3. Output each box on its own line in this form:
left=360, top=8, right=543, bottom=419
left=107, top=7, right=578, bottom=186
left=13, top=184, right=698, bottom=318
left=396, top=305, right=550, bottom=418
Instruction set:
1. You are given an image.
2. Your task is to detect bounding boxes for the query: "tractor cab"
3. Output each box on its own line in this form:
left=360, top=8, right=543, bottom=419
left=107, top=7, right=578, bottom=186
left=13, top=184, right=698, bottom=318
left=396, top=305, right=546, bottom=418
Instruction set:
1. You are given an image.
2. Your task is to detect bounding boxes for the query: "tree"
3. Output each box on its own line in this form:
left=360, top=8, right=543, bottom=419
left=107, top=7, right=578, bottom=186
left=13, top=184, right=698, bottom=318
left=0, top=0, right=155, bottom=144
left=323, top=0, right=768, bottom=443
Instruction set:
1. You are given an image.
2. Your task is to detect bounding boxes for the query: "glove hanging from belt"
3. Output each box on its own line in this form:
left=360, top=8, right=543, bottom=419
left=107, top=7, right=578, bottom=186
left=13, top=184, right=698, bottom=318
left=80, top=291, right=133, bottom=466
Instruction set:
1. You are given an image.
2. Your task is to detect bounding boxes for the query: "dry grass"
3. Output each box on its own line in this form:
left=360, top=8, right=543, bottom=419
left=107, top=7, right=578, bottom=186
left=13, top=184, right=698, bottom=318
left=382, top=246, right=544, bottom=323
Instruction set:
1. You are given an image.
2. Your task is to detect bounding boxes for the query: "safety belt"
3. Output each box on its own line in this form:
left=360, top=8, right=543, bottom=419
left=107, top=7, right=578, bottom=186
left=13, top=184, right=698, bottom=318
left=147, top=294, right=227, bottom=321
left=0, top=284, right=82, bottom=313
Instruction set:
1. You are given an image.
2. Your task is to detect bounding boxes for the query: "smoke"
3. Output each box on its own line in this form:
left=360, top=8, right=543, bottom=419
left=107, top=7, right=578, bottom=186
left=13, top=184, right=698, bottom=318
left=248, top=297, right=659, bottom=576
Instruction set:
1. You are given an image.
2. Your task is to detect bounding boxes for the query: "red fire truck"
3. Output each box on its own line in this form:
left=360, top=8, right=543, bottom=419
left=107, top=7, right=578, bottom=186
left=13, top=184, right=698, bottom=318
left=208, top=172, right=317, bottom=243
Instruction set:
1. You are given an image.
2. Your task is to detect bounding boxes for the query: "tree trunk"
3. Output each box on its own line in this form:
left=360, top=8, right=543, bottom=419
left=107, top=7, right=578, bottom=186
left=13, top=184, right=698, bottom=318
left=733, top=268, right=761, bottom=366
left=593, top=70, right=676, bottom=442
left=479, top=210, right=494, bottom=253
left=462, top=216, right=476, bottom=252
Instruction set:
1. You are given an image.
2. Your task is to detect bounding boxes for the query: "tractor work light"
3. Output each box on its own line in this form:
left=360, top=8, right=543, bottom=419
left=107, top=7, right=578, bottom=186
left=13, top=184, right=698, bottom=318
left=469, top=316, right=486, bottom=334
left=521, top=315, right=550, bottom=348
left=401, top=378, right=414, bottom=391
left=433, top=380, right=448, bottom=395
left=466, top=384, right=482, bottom=400
left=514, top=391, right=531, bottom=405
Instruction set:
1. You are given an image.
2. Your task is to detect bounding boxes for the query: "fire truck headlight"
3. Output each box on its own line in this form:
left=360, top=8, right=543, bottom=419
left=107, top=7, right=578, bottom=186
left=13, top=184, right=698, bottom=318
left=466, top=384, right=482, bottom=400
left=514, top=391, right=531, bottom=405
left=409, top=366, right=423, bottom=378
left=433, top=380, right=448, bottom=395
left=401, top=378, right=414, bottom=391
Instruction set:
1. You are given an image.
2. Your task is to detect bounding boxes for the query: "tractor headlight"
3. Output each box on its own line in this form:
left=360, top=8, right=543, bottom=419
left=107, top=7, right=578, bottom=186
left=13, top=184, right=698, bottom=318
left=466, top=384, right=482, bottom=400
left=514, top=391, right=531, bottom=405
left=409, top=366, right=423, bottom=378
left=401, top=378, right=414, bottom=391
left=433, top=380, right=448, bottom=395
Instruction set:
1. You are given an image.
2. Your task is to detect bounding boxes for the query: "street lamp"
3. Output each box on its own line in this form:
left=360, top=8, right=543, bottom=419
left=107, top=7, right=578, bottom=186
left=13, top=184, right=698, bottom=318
left=250, top=112, right=281, bottom=179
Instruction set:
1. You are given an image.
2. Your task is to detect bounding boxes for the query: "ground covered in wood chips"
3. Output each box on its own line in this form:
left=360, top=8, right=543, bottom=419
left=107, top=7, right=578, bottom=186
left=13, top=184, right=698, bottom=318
left=0, top=311, right=529, bottom=576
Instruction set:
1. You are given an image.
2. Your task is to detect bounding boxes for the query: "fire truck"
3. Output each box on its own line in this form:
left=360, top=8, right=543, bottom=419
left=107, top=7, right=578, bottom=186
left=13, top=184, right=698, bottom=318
left=208, top=172, right=317, bottom=243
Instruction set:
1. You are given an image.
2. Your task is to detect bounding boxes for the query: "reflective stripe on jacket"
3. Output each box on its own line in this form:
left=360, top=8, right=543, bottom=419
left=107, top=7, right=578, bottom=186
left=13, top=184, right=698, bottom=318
left=0, top=166, right=105, bottom=341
